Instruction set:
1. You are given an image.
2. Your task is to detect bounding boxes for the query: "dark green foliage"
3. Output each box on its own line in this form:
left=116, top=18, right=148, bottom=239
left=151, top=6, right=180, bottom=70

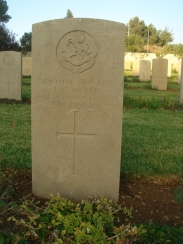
left=125, top=34, right=145, bottom=52
left=164, top=44, right=183, bottom=59
left=125, top=16, right=174, bottom=49
left=0, top=231, right=14, bottom=244
left=136, top=223, right=183, bottom=243
left=146, top=24, right=159, bottom=45
left=158, top=27, right=174, bottom=46
left=66, top=9, right=74, bottom=18
left=124, top=95, right=183, bottom=110
left=0, top=0, right=11, bottom=23
left=0, top=24, right=20, bottom=51
left=20, top=32, right=32, bottom=51
left=127, top=16, right=146, bottom=38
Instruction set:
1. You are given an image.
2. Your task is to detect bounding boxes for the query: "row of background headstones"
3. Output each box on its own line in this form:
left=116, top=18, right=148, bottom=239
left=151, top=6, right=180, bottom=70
left=125, top=59, right=182, bottom=84
left=21, top=53, right=182, bottom=79
left=5, top=53, right=183, bottom=80
left=0, top=51, right=183, bottom=100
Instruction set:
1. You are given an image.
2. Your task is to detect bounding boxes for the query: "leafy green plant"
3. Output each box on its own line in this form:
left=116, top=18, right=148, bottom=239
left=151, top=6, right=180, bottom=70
left=8, top=196, right=146, bottom=243
left=0, top=230, right=14, bottom=244
left=135, top=222, right=183, bottom=243
left=0, top=170, right=18, bottom=244
left=155, top=52, right=165, bottom=58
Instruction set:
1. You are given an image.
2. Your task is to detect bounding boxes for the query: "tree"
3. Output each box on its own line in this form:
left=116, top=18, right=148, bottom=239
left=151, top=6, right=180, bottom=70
left=164, top=44, right=183, bottom=59
left=66, top=9, right=74, bottom=18
left=125, top=34, right=145, bottom=53
left=126, top=16, right=146, bottom=40
left=125, top=17, right=174, bottom=47
left=158, top=27, right=174, bottom=46
left=146, top=24, right=159, bottom=45
left=0, top=24, right=20, bottom=50
left=20, top=32, right=32, bottom=51
left=0, top=0, right=11, bottom=24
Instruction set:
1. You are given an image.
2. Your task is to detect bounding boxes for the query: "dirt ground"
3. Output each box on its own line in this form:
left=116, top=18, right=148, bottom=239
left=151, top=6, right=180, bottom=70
left=1, top=169, right=183, bottom=233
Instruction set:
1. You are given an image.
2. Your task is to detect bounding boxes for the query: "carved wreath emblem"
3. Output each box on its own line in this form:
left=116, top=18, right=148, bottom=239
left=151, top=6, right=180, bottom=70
left=56, top=30, right=98, bottom=73
left=3, top=54, right=14, bottom=66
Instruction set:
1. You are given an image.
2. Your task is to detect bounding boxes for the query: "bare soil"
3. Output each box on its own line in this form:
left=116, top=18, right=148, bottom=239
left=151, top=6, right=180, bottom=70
left=1, top=170, right=183, bottom=233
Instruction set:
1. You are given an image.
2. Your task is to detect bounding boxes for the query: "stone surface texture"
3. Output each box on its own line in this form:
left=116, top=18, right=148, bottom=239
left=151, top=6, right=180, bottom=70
left=132, top=60, right=139, bottom=76
left=139, top=60, right=151, bottom=81
left=22, top=57, right=31, bottom=76
left=32, top=18, right=125, bottom=201
left=152, top=58, right=168, bottom=90
left=0, top=51, right=22, bottom=100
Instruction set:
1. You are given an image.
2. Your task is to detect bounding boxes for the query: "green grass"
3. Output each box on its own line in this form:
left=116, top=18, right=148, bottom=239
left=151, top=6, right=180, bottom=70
left=0, top=103, right=31, bottom=168
left=22, top=77, right=31, bottom=101
left=124, top=72, right=181, bottom=105
left=124, top=89, right=180, bottom=101
left=121, top=108, right=183, bottom=177
left=0, top=76, right=183, bottom=178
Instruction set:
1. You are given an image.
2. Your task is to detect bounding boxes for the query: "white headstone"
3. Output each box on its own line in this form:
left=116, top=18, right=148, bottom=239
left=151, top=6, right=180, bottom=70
left=32, top=18, right=125, bottom=201
left=152, top=58, right=168, bottom=90
left=132, top=60, right=139, bottom=76
left=22, top=57, right=31, bottom=76
left=139, top=60, right=151, bottom=81
left=125, top=60, right=132, bottom=70
left=0, top=51, right=22, bottom=100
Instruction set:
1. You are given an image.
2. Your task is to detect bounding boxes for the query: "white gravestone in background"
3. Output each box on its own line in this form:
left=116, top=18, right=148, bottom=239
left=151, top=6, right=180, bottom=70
left=139, top=60, right=151, bottom=81
left=0, top=51, right=22, bottom=100
left=132, top=60, right=139, bottom=76
left=32, top=18, right=125, bottom=201
left=152, top=58, right=168, bottom=90
left=22, top=57, right=31, bottom=76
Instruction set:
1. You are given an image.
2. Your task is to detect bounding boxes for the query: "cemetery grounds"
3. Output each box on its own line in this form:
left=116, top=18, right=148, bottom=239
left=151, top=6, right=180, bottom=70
left=0, top=71, right=183, bottom=243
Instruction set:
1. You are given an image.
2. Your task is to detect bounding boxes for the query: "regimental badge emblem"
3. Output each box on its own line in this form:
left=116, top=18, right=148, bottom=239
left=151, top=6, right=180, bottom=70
left=3, top=54, right=14, bottom=66
left=56, top=30, right=98, bottom=74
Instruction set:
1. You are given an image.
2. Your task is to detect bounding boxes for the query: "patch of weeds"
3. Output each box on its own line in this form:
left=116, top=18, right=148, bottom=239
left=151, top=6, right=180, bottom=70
left=0, top=170, right=18, bottom=244
left=124, top=95, right=183, bottom=110
left=132, top=77, right=141, bottom=82
left=0, top=170, right=14, bottom=207
left=124, top=76, right=128, bottom=82
left=136, top=222, right=183, bottom=243
left=142, top=83, right=152, bottom=89
left=8, top=196, right=145, bottom=243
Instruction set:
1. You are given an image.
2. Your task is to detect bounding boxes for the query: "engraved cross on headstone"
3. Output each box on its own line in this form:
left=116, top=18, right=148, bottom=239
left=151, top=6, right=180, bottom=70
left=56, top=110, right=95, bottom=175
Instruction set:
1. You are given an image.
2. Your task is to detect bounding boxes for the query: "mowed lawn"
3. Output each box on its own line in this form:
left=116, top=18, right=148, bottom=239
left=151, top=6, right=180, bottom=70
left=0, top=75, right=183, bottom=178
